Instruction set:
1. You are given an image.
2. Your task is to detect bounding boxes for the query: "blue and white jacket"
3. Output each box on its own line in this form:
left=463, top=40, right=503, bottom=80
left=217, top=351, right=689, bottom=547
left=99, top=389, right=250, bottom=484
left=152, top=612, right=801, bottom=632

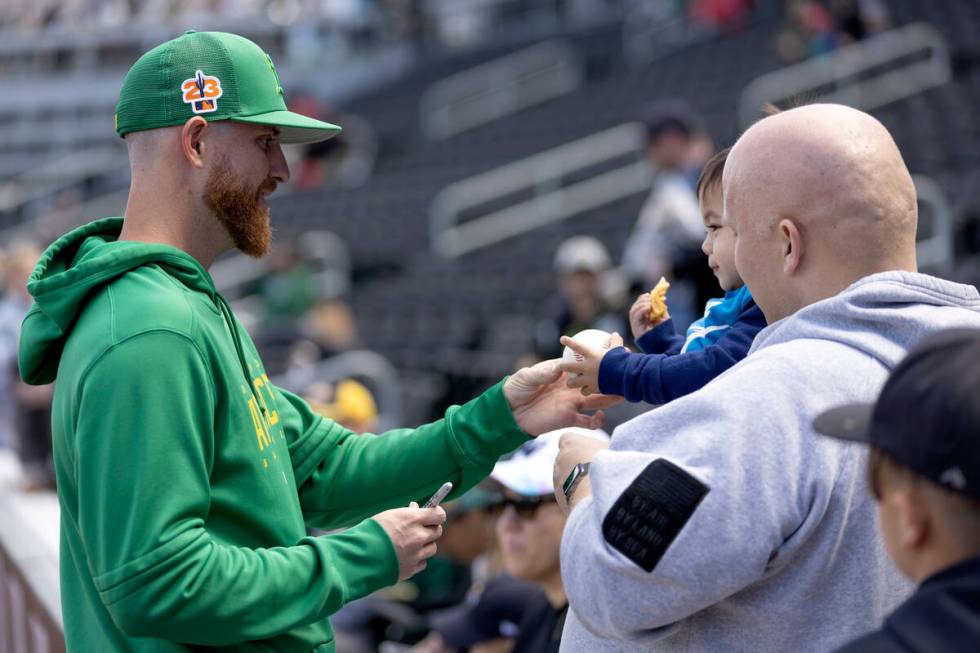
left=598, top=285, right=766, bottom=405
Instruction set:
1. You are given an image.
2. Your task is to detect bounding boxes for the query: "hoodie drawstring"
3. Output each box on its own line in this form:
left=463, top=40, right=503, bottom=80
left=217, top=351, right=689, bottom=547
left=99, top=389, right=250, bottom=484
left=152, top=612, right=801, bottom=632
left=215, top=293, right=268, bottom=420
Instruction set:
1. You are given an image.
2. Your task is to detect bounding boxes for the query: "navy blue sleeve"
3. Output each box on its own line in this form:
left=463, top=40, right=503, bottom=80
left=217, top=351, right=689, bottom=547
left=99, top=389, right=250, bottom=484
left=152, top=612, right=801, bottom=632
left=598, top=304, right=767, bottom=405
left=635, top=319, right=685, bottom=355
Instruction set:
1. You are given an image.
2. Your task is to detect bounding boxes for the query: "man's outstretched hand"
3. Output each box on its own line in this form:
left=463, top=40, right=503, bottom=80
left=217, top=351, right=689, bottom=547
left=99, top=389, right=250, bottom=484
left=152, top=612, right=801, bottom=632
left=503, top=359, right=623, bottom=435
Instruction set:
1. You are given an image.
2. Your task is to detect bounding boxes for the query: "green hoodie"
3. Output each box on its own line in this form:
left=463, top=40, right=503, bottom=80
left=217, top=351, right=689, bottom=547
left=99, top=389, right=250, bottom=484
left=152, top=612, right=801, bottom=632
left=19, top=218, right=530, bottom=652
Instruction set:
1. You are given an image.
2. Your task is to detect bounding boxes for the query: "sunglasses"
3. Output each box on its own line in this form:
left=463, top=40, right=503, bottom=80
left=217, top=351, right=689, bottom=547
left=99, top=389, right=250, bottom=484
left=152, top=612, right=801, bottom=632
left=489, top=494, right=557, bottom=520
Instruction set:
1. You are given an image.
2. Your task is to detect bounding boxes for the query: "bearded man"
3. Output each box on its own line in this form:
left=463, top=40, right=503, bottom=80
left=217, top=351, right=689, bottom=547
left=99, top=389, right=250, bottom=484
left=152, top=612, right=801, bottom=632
left=17, top=31, right=615, bottom=652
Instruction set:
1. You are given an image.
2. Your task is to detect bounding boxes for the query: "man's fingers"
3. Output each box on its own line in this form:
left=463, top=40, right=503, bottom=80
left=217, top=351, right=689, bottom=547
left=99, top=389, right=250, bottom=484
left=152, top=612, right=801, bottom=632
left=420, top=542, right=438, bottom=560
left=522, top=359, right=562, bottom=385
left=592, top=410, right=607, bottom=429
left=421, top=524, right=443, bottom=544
left=579, top=385, right=594, bottom=396
left=418, top=506, right=446, bottom=526
left=408, top=501, right=419, bottom=509
left=559, top=360, right=586, bottom=376
left=580, top=393, right=624, bottom=411
left=572, top=409, right=605, bottom=429
left=564, top=373, right=586, bottom=389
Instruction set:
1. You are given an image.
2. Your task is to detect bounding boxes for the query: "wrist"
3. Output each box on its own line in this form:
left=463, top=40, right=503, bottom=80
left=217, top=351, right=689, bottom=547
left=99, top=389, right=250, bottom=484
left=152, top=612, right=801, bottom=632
left=562, top=462, right=591, bottom=503
left=568, top=475, right=592, bottom=511
left=502, top=374, right=517, bottom=409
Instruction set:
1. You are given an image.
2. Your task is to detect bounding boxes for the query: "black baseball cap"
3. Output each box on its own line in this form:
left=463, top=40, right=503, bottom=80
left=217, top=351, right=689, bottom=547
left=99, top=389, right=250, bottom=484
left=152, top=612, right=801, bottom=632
left=428, top=574, right=538, bottom=648
left=813, top=328, right=980, bottom=500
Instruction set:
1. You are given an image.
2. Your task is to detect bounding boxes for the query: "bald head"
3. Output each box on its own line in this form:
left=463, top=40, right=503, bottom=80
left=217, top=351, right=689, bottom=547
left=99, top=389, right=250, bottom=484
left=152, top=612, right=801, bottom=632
left=723, top=104, right=918, bottom=322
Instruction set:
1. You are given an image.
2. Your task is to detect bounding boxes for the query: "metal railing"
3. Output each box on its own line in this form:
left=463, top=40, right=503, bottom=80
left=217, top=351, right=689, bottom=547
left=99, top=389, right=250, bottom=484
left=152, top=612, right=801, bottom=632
left=420, top=39, right=583, bottom=140
left=430, top=121, right=649, bottom=258
left=0, top=486, right=64, bottom=652
left=739, top=22, right=951, bottom=127
left=0, top=145, right=129, bottom=227
left=429, top=128, right=953, bottom=274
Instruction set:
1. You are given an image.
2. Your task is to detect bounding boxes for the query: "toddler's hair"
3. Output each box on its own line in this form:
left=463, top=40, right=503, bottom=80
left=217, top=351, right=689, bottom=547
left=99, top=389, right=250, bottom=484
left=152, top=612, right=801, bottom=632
left=695, top=146, right=730, bottom=202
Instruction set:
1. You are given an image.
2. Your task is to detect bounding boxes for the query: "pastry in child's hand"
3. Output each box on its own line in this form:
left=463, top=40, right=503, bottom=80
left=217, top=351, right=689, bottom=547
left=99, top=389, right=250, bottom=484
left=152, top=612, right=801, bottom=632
left=649, top=277, right=670, bottom=322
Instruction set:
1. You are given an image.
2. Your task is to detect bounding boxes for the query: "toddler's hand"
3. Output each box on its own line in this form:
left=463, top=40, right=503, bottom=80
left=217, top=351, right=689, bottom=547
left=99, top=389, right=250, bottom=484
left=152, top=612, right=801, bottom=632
left=559, top=332, right=624, bottom=396
left=629, top=293, right=669, bottom=340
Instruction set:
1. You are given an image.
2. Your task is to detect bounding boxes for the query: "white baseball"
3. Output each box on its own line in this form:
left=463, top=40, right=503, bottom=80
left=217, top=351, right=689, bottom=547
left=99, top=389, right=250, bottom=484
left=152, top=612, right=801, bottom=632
left=562, top=328, right=614, bottom=378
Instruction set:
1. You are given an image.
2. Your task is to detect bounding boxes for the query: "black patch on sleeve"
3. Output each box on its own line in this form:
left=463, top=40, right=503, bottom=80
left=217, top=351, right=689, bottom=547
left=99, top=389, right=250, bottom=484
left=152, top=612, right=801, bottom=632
left=602, top=459, right=709, bottom=572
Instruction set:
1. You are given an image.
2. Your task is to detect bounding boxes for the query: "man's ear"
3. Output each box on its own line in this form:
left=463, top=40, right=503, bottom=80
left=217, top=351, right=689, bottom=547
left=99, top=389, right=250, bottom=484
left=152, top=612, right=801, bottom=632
left=778, top=218, right=804, bottom=275
left=180, top=117, right=209, bottom=169
left=896, top=488, right=931, bottom=551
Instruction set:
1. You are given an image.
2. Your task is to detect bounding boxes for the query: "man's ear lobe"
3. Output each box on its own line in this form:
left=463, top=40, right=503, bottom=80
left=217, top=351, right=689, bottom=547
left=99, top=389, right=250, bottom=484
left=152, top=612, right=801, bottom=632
left=181, top=117, right=209, bottom=168
left=899, top=488, right=931, bottom=551
left=779, top=218, right=804, bottom=275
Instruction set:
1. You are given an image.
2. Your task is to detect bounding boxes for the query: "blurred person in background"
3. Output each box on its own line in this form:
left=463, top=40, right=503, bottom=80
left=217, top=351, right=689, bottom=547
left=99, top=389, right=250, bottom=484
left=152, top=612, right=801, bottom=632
left=490, top=429, right=608, bottom=653
left=776, top=0, right=839, bottom=62
left=814, top=328, right=980, bottom=652
left=400, top=487, right=506, bottom=627
left=290, top=94, right=377, bottom=190
left=0, top=242, right=55, bottom=489
left=830, top=0, right=889, bottom=44
left=0, top=243, right=39, bottom=448
left=690, top=0, right=754, bottom=32
left=437, top=487, right=503, bottom=586
left=418, top=574, right=543, bottom=653
left=258, top=298, right=362, bottom=377
left=307, top=378, right=380, bottom=434
left=411, top=487, right=543, bottom=653
left=258, top=238, right=317, bottom=323
left=621, top=103, right=714, bottom=328
left=534, top=236, right=626, bottom=360
left=336, top=486, right=526, bottom=653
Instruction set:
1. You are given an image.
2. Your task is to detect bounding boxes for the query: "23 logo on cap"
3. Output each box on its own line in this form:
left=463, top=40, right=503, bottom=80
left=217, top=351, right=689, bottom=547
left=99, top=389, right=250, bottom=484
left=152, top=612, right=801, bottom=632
left=181, top=70, right=223, bottom=113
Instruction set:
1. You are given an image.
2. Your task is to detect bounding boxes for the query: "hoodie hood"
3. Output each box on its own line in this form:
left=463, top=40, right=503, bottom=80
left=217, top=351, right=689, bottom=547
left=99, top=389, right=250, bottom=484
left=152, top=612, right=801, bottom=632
left=750, top=271, right=980, bottom=370
left=19, top=217, right=218, bottom=385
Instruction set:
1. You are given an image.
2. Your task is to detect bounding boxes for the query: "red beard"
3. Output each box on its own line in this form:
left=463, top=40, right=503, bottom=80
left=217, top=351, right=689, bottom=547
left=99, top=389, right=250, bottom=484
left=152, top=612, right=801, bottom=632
left=204, top=158, right=276, bottom=258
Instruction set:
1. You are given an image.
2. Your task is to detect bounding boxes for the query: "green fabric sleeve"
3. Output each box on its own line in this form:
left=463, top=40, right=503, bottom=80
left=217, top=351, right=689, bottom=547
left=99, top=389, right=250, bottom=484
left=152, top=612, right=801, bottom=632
left=277, top=380, right=531, bottom=529
left=75, top=331, right=398, bottom=644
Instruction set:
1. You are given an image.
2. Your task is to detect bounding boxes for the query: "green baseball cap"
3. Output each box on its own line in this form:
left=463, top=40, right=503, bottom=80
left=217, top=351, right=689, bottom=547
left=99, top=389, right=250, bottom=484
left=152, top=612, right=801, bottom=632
left=115, top=30, right=340, bottom=144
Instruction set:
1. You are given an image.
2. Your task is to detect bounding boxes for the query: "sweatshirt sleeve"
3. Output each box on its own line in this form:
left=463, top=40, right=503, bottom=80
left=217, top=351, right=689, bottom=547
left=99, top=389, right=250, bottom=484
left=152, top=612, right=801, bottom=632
left=598, top=306, right=766, bottom=404
left=561, top=353, right=850, bottom=643
left=75, top=332, right=398, bottom=644
left=635, top=319, right=685, bottom=355
left=274, top=379, right=531, bottom=529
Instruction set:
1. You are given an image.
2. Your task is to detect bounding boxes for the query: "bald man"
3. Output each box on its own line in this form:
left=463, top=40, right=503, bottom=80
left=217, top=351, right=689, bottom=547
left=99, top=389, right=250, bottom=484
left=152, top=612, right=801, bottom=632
left=17, top=32, right=615, bottom=652
left=553, top=104, right=980, bottom=652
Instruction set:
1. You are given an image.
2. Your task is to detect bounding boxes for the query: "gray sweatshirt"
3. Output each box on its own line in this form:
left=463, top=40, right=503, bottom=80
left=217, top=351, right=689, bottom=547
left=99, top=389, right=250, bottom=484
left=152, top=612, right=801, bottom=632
left=559, top=272, right=980, bottom=652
